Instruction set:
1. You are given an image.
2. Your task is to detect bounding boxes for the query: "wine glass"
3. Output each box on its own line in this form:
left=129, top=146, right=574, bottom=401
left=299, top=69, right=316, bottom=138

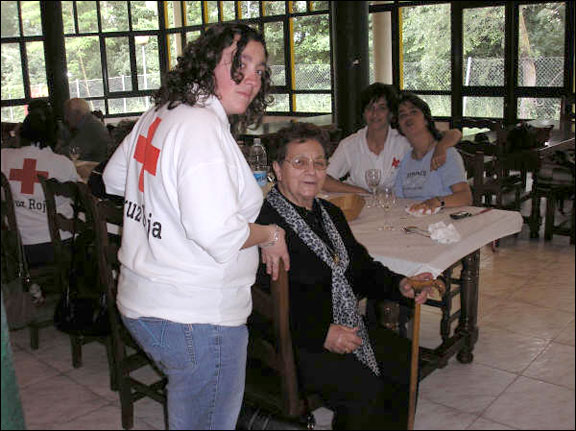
left=378, top=187, right=396, bottom=231
left=69, top=145, right=81, bottom=162
left=364, top=168, right=381, bottom=208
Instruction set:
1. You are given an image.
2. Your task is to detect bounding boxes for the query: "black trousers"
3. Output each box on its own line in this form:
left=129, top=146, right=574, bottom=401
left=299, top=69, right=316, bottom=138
left=297, top=325, right=413, bottom=430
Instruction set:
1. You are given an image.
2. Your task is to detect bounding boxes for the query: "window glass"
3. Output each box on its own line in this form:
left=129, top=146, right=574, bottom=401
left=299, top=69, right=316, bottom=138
left=186, top=30, right=201, bottom=43
left=131, top=1, right=159, bottom=31
left=418, top=95, right=451, bottom=118
left=222, top=1, right=236, bottom=21
left=26, top=41, right=48, bottom=98
left=165, top=1, right=177, bottom=28
left=312, top=2, right=329, bottom=12
left=1, top=1, right=20, bottom=37
left=293, top=15, right=330, bottom=91
left=186, top=1, right=203, bottom=25
left=62, top=1, right=76, bottom=34
left=240, top=1, right=260, bottom=19
left=518, top=3, right=565, bottom=87
left=401, top=4, right=450, bottom=91
left=108, top=96, right=150, bottom=114
left=268, top=93, right=290, bottom=112
left=463, top=6, right=505, bottom=86
left=2, top=106, right=27, bottom=123
left=66, top=36, right=104, bottom=97
left=135, top=35, right=160, bottom=90
left=295, top=94, right=331, bottom=113
left=264, top=21, right=286, bottom=87
left=264, top=1, right=285, bottom=16
left=206, top=1, right=219, bottom=23
left=292, top=2, right=307, bottom=13
left=100, top=1, right=129, bottom=32
left=1, top=43, right=24, bottom=100
left=167, top=33, right=181, bottom=70
left=106, top=37, right=132, bottom=92
left=21, top=1, right=42, bottom=37
left=463, top=97, right=503, bottom=118
left=517, top=97, right=561, bottom=121
left=76, top=1, right=98, bottom=33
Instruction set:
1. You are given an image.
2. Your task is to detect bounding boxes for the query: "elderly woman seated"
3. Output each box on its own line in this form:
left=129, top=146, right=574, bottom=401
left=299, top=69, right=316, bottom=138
left=255, top=122, right=440, bottom=430
left=393, top=92, right=472, bottom=213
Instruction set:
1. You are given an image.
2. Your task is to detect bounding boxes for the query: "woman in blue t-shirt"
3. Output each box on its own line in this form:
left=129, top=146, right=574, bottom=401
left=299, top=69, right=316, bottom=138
left=393, top=92, right=472, bottom=213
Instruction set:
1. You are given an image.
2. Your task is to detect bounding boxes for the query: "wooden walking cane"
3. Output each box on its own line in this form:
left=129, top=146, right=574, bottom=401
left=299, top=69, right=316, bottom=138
left=406, top=278, right=446, bottom=430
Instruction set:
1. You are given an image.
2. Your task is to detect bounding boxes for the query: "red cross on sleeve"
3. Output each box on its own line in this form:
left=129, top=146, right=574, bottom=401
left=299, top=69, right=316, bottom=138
left=134, top=117, right=162, bottom=192
left=9, top=158, right=49, bottom=194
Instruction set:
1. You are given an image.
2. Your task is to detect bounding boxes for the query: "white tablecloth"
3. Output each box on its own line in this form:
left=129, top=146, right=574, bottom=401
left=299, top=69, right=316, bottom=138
left=348, top=198, right=524, bottom=277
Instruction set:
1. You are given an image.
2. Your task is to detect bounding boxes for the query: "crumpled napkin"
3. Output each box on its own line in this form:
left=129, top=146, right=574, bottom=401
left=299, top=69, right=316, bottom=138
left=404, top=205, right=441, bottom=217
left=427, top=221, right=461, bottom=244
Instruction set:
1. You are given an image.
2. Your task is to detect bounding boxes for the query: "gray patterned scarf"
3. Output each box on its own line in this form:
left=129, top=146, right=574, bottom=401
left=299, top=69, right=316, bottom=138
left=266, top=187, right=380, bottom=376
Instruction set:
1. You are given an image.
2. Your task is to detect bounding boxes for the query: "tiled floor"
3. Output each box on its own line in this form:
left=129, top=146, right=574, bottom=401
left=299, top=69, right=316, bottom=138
left=7, top=222, right=575, bottom=430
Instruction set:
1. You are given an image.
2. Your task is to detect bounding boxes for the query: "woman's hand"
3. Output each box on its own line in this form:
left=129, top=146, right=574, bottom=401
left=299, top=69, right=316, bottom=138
left=409, top=197, right=441, bottom=213
left=430, top=145, right=447, bottom=171
left=399, top=272, right=442, bottom=304
left=260, top=225, right=290, bottom=281
left=324, top=324, right=363, bottom=355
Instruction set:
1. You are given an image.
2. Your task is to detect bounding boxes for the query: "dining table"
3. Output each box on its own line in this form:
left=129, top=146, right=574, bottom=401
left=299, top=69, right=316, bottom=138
left=344, top=197, right=524, bottom=378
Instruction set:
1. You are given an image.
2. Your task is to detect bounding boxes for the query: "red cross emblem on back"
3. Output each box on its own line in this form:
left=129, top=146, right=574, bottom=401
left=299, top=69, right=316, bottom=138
left=9, top=158, right=49, bottom=195
left=392, top=157, right=400, bottom=168
left=134, top=117, right=162, bottom=192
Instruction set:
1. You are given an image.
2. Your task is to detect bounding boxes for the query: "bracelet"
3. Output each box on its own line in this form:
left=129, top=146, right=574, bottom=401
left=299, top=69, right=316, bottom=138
left=260, top=224, right=280, bottom=248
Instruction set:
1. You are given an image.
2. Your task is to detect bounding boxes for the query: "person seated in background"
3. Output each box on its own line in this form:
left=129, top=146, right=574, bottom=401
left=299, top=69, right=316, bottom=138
left=255, top=122, right=440, bottom=430
left=323, top=83, right=462, bottom=193
left=393, top=92, right=472, bottom=212
left=58, top=98, right=111, bottom=163
left=1, top=100, right=80, bottom=301
left=88, top=119, right=136, bottom=203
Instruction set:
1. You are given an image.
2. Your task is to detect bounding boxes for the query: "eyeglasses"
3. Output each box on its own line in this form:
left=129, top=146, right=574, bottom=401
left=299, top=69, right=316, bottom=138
left=283, top=156, right=328, bottom=170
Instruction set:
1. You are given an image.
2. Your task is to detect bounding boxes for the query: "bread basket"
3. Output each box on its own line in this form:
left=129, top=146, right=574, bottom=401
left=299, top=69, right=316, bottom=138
left=326, top=194, right=365, bottom=221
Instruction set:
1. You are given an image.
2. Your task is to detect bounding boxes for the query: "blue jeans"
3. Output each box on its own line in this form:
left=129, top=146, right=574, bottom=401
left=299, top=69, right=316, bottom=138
left=121, top=316, right=248, bottom=430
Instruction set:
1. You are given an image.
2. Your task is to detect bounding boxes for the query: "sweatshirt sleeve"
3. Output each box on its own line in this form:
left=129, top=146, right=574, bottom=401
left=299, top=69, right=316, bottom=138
left=103, top=137, right=130, bottom=197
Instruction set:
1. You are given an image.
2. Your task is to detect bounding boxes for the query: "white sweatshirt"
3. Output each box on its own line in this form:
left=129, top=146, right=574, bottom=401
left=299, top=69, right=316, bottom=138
left=103, top=96, right=263, bottom=326
left=1, top=145, right=79, bottom=245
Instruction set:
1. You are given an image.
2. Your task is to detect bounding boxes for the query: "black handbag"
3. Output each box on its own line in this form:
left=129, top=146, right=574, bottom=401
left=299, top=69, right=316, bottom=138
left=236, top=404, right=314, bottom=430
left=54, top=199, right=110, bottom=337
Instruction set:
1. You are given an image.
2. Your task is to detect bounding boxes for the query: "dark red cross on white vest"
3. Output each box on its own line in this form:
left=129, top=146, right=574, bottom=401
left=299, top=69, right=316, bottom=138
left=9, top=158, right=49, bottom=194
left=134, top=117, right=162, bottom=192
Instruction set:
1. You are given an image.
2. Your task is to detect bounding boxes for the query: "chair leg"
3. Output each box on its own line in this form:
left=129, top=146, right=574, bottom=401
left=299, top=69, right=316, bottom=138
left=29, top=325, right=39, bottom=350
left=119, top=377, right=135, bottom=430
left=105, top=337, right=118, bottom=391
left=71, top=335, right=83, bottom=368
left=544, top=194, right=556, bottom=241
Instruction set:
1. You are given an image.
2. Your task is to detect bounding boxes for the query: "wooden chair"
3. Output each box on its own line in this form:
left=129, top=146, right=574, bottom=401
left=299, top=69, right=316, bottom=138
left=86, top=190, right=167, bottom=430
left=39, top=177, right=116, bottom=389
left=1, top=172, right=60, bottom=346
left=244, top=261, right=318, bottom=428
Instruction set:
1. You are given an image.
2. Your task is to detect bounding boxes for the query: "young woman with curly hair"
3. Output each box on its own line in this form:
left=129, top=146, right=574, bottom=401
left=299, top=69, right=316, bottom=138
left=103, top=23, right=289, bottom=430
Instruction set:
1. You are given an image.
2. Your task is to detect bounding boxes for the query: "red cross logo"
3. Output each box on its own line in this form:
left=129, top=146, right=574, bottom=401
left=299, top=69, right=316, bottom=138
left=134, top=117, right=162, bottom=192
left=9, top=158, right=49, bottom=195
left=392, top=157, right=400, bottom=168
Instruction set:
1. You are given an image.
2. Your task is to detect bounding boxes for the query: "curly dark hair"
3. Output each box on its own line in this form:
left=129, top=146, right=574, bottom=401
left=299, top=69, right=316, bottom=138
left=19, top=99, right=57, bottom=149
left=359, top=83, right=399, bottom=117
left=274, top=122, right=329, bottom=163
left=394, top=91, right=443, bottom=141
left=152, top=23, right=272, bottom=136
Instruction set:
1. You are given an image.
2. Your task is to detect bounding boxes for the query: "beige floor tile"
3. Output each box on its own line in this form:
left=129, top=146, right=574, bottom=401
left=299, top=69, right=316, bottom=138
left=414, top=398, right=478, bottom=430
left=12, top=348, right=61, bottom=389
left=481, top=300, right=574, bottom=340
left=522, top=342, right=575, bottom=390
left=555, top=319, right=575, bottom=346
left=20, top=374, right=109, bottom=429
left=419, top=361, right=517, bottom=414
left=132, top=396, right=168, bottom=430
left=473, top=326, right=549, bottom=374
left=482, top=376, right=575, bottom=430
left=9, top=325, right=70, bottom=352
left=508, top=282, right=575, bottom=313
left=466, top=416, right=516, bottom=430
left=43, top=404, right=157, bottom=430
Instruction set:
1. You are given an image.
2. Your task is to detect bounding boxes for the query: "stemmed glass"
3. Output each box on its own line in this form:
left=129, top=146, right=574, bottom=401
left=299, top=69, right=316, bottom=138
left=69, top=145, right=81, bottom=162
left=378, top=187, right=396, bottom=231
left=364, top=168, right=382, bottom=208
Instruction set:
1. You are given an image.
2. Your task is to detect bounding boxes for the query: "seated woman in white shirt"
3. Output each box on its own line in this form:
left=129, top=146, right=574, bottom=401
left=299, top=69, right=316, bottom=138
left=323, top=83, right=462, bottom=193
left=393, top=92, right=472, bottom=212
